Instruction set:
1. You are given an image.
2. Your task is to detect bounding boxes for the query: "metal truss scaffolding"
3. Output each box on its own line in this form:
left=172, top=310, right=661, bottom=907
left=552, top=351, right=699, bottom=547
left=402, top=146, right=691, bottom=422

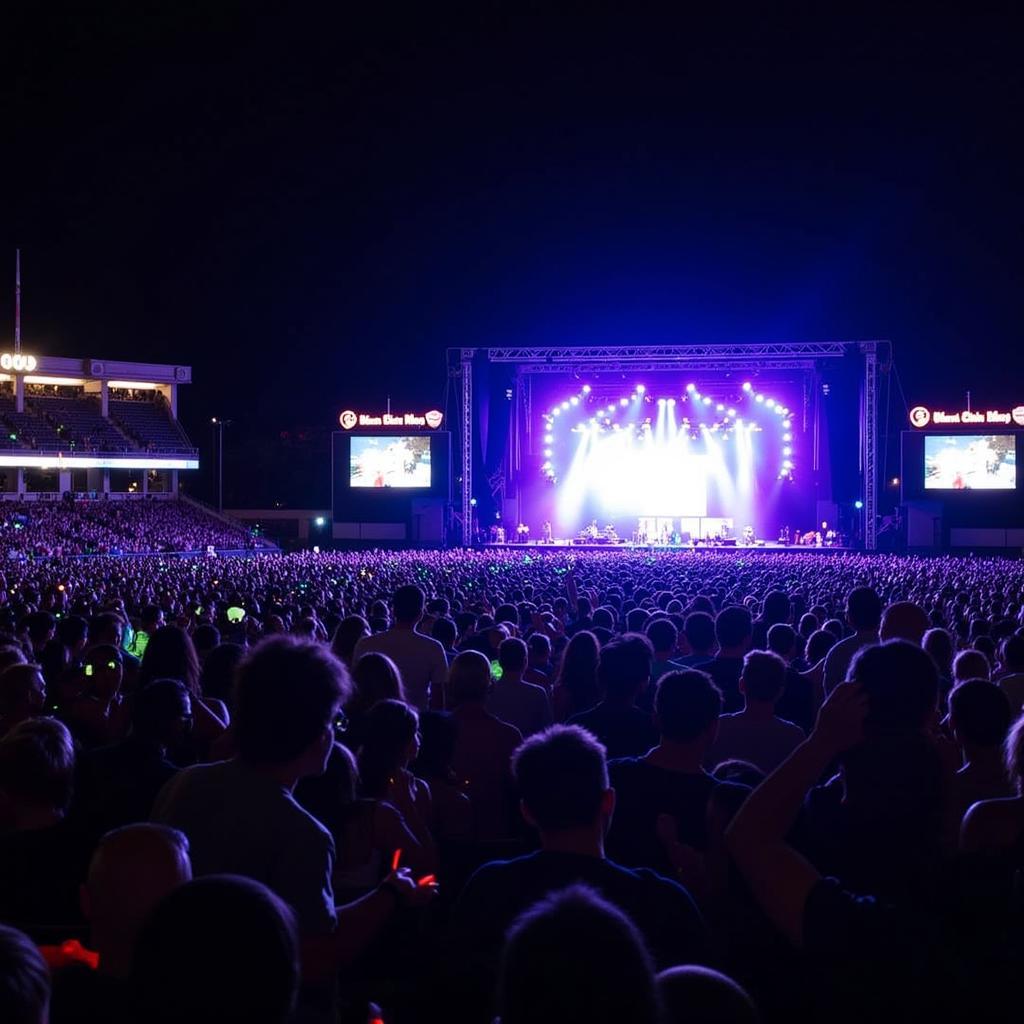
left=448, top=342, right=885, bottom=549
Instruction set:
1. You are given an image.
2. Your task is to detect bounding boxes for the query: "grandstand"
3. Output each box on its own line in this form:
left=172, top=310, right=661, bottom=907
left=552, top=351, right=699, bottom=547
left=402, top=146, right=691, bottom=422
left=0, top=351, right=199, bottom=499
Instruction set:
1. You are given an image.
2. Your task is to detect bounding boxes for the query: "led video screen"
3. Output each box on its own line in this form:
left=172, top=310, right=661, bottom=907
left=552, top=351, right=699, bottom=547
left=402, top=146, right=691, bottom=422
left=349, top=435, right=432, bottom=488
left=924, top=434, right=1016, bottom=490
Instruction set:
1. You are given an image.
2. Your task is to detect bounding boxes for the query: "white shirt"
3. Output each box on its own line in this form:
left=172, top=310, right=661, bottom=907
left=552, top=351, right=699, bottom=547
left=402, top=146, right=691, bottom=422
left=353, top=626, right=449, bottom=710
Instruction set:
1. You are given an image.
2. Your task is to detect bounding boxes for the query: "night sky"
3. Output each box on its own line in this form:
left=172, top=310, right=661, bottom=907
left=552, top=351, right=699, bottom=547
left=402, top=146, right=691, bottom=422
left=8, top=7, right=1023, bottom=505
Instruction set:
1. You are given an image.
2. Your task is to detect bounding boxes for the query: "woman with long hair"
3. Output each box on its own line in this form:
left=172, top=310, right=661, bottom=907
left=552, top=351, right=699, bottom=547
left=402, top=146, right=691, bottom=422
left=551, top=630, right=601, bottom=722
left=140, top=626, right=228, bottom=745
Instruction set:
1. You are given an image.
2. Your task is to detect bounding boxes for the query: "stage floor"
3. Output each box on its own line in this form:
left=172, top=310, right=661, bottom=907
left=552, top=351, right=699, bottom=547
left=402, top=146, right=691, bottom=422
left=483, top=541, right=853, bottom=553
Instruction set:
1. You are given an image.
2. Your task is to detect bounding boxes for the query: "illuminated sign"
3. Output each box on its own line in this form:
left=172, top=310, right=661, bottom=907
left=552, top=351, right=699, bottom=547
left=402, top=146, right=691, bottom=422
left=0, top=353, right=37, bottom=372
left=338, top=409, right=444, bottom=430
left=909, top=405, right=1024, bottom=428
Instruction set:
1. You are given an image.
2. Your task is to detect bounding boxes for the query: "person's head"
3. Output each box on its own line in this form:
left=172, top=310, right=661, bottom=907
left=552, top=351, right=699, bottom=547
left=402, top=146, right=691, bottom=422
left=0, top=924, right=50, bottom=1024
left=83, top=643, right=124, bottom=699
left=657, top=966, right=758, bottom=1024
left=56, top=614, right=89, bottom=654
left=191, top=624, right=220, bottom=660
left=0, top=663, right=46, bottom=718
left=715, top=606, right=752, bottom=654
left=393, top=584, right=425, bottom=625
left=762, top=591, right=791, bottom=626
left=597, top=634, right=653, bottom=703
left=848, top=640, right=939, bottom=736
left=431, top=616, right=458, bottom=651
left=1000, top=631, right=1024, bottom=674
left=139, top=625, right=200, bottom=694
left=131, top=875, right=299, bottom=1024
left=953, top=649, right=990, bottom=683
left=922, top=628, right=955, bottom=678
left=654, top=670, right=722, bottom=746
left=82, top=824, right=192, bottom=977
left=330, top=615, right=369, bottom=666
left=356, top=699, right=420, bottom=798
left=949, top=680, right=1012, bottom=754
left=351, top=652, right=406, bottom=711
left=234, top=636, right=350, bottom=775
left=90, top=612, right=125, bottom=649
left=198, top=642, right=244, bottom=705
left=132, top=679, right=193, bottom=747
left=0, top=645, right=27, bottom=678
left=498, top=637, right=528, bottom=677
left=739, top=650, right=787, bottom=705
left=512, top=725, right=611, bottom=835
left=498, top=885, right=661, bottom=1024
left=24, top=611, right=56, bottom=649
left=879, top=602, right=931, bottom=645
left=0, top=717, right=75, bottom=822
left=448, top=649, right=492, bottom=706
left=528, top=632, right=552, bottom=666
left=683, top=611, right=716, bottom=655
left=646, top=618, right=678, bottom=657
left=766, top=623, right=797, bottom=660
left=805, top=629, right=836, bottom=666
left=1005, top=715, right=1024, bottom=793
left=846, top=587, right=882, bottom=633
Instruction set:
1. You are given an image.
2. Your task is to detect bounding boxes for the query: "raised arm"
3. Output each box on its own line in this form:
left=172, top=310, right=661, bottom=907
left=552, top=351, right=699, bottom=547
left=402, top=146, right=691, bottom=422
left=725, top=682, right=867, bottom=946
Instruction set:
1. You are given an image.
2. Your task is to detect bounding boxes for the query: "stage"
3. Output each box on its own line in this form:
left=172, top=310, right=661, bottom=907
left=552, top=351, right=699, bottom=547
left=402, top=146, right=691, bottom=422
left=482, top=541, right=853, bottom=553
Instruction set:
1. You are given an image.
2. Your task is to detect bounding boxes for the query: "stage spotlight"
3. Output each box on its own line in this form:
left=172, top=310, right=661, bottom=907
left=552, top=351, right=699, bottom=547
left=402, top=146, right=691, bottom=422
left=582, top=384, right=591, bottom=393
left=686, top=383, right=696, bottom=393
left=755, top=394, right=765, bottom=403
left=854, top=500, right=864, bottom=510
left=742, top=382, right=752, bottom=391
left=636, top=384, right=646, bottom=393
left=703, top=396, right=712, bottom=405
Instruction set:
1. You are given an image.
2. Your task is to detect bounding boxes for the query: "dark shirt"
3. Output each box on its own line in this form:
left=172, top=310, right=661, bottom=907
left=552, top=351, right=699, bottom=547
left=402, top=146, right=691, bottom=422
left=567, top=702, right=658, bottom=760
left=0, top=820, right=91, bottom=929
left=606, top=758, right=720, bottom=874
left=696, top=655, right=745, bottom=712
left=451, top=849, right=706, bottom=1020
left=75, top=736, right=179, bottom=841
left=773, top=668, right=814, bottom=735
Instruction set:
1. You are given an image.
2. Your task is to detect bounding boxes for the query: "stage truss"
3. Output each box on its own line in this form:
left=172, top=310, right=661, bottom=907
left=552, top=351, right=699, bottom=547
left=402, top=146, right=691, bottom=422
left=448, top=342, right=888, bottom=550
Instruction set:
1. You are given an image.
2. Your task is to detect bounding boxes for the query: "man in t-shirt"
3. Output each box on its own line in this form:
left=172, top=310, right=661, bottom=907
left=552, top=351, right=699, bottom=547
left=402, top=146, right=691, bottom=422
left=451, top=724, right=706, bottom=1022
left=153, top=636, right=426, bottom=988
left=695, top=606, right=752, bottom=713
left=568, top=634, right=658, bottom=760
left=606, top=670, right=730, bottom=875
left=706, top=651, right=805, bottom=774
left=486, top=638, right=552, bottom=737
left=822, top=587, right=881, bottom=695
left=353, top=584, right=449, bottom=711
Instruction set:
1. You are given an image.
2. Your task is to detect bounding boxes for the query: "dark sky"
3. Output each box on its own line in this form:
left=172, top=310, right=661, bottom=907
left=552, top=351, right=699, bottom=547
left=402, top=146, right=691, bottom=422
left=8, top=6, right=1023, bottom=503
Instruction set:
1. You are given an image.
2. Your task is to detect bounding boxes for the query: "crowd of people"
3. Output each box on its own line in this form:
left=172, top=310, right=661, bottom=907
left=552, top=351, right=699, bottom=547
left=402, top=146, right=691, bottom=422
left=1, top=545, right=1024, bottom=1022
left=0, top=498, right=270, bottom=557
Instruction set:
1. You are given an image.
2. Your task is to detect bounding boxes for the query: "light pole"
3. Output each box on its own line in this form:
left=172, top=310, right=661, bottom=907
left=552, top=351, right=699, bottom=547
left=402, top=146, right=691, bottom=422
left=211, top=418, right=232, bottom=512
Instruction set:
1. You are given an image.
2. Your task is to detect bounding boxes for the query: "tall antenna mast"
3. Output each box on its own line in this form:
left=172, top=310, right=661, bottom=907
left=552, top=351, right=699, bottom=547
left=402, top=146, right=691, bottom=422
left=14, top=250, right=21, bottom=354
